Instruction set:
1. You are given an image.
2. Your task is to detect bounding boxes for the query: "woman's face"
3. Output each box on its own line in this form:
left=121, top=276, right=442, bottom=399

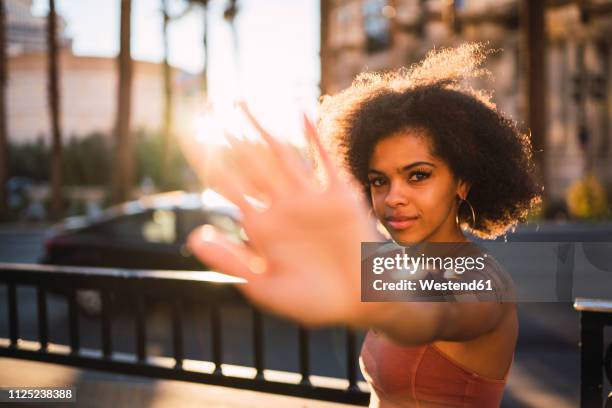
left=367, top=129, right=469, bottom=244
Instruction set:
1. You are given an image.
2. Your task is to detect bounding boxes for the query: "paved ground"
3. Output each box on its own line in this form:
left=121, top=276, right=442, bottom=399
left=0, top=357, right=356, bottom=408
left=1, top=222, right=611, bottom=407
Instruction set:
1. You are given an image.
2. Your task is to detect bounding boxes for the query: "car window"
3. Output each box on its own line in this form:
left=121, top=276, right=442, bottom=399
left=143, top=209, right=177, bottom=243
left=92, top=209, right=177, bottom=244
left=178, top=209, right=242, bottom=243
left=177, top=209, right=210, bottom=241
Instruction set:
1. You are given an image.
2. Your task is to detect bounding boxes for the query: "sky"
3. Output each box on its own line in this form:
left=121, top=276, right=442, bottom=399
left=31, top=0, right=321, bottom=145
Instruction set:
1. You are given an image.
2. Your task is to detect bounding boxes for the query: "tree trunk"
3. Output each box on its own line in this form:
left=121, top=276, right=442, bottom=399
left=319, top=0, right=330, bottom=96
left=520, top=0, right=547, bottom=202
left=48, top=0, right=63, bottom=219
left=113, top=0, right=134, bottom=203
left=202, top=0, right=208, bottom=99
left=0, top=1, right=8, bottom=215
left=161, top=0, right=173, bottom=189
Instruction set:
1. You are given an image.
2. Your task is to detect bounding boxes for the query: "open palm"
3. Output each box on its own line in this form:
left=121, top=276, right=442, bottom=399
left=182, top=104, right=381, bottom=327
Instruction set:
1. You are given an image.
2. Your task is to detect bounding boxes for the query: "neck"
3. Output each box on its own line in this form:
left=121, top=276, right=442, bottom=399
left=424, top=213, right=470, bottom=243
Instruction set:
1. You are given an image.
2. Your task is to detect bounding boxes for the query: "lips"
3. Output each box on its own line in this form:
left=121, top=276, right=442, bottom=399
left=385, top=215, right=419, bottom=230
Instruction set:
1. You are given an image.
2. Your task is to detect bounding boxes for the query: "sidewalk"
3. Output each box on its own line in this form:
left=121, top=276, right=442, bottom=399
left=0, top=358, right=359, bottom=408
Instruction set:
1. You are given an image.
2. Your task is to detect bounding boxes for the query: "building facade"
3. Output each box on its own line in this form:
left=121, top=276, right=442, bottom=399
left=7, top=50, right=200, bottom=143
left=6, top=0, right=201, bottom=145
left=6, top=0, right=70, bottom=54
left=321, top=0, right=612, bottom=206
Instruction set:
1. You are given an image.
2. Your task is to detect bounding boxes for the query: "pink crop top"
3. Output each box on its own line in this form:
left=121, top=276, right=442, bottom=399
left=359, top=330, right=511, bottom=407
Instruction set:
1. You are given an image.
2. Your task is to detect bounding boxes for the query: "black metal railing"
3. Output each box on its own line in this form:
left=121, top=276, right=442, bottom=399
left=0, top=263, right=369, bottom=406
left=574, top=297, right=612, bottom=408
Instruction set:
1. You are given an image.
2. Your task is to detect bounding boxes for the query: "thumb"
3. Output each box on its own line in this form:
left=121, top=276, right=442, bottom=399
left=187, top=225, right=265, bottom=281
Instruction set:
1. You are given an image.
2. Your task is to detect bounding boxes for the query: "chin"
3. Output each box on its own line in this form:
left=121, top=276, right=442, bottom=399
left=390, top=229, right=426, bottom=245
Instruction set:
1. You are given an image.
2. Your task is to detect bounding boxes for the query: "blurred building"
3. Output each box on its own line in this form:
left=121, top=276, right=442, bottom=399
left=8, top=50, right=200, bottom=143
left=320, top=0, right=612, bottom=205
left=6, top=0, right=200, bottom=144
left=6, top=0, right=70, bottom=54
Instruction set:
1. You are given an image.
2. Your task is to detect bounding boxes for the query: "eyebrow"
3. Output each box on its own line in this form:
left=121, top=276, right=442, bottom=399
left=368, top=161, right=435, bottom=175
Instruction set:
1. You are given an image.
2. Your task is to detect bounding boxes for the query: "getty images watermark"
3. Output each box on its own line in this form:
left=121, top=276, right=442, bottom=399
left=361, top=241, right=612, bottom=302
left=361, top=242, right=509, bottom=302
left=371, top=250, right=492, bottom=291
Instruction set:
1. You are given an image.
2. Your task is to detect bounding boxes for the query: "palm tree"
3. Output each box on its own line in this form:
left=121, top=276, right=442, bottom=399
left=161, top=0, right=173, bottom=188
left=0, top=0, right=8, bottom=216
left=189, top=0, right=210, bottom=100
left=48, top=0, right=63, bottom=218
left=113, top=0, right=134, bottom=203
left=223, top=0, right=238, bottom=72
left=520, top=0, right=547, bottom=202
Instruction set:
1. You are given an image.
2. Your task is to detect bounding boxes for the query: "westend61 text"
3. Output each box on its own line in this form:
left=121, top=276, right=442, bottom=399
left=373, top=279, right=494, bottom=292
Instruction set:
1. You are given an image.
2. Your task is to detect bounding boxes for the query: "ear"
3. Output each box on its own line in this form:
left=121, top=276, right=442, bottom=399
left=456, top=179, right=471, bottom=201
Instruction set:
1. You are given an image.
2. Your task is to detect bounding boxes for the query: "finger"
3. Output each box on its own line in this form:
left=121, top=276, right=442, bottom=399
left=188, top=226, right=287, bottom=319
left=207, top=165, right=262, bottom=216
left=303, top=113, right=339, bottom=185
left=236, top=101, right=281, bottom=149
left=187, top=225, right=267, bottom=280
left=237, top=102, right=311, bottom=188
left=178, top=132, right=258, bottom=215
left=224, top=132, right=288, bottom=197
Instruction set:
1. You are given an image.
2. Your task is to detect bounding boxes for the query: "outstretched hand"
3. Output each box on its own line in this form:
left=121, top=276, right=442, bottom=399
left=181, top=104, right=382, bottom=327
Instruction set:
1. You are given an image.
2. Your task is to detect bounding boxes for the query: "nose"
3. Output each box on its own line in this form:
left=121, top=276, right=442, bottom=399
left=384, top=180, right=408, bottom=207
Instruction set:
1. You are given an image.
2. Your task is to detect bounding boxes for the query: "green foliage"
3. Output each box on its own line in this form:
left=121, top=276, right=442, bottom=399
left=9, top=130, right=189, bottom=191
left=62, top=132, right=112, bottom=185
left=9, top=136, right=50, bottom=181
left=134, top=129, right=188, bottom=190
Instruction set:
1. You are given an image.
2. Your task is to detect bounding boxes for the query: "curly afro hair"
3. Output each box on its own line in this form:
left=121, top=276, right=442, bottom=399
left=317, top=43, right=542, bottom=239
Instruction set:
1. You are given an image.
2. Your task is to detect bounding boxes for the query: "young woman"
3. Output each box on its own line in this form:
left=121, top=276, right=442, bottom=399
left=184, top=44, right=541, bottom=407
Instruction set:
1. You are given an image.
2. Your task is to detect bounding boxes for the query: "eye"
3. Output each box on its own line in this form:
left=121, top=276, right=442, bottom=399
left=368, top=177, right=386, bottom=187
left=408, top=170, right=431, bottom=182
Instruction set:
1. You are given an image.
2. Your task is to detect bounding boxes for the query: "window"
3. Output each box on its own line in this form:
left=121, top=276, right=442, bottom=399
left=177, top=209, right=243, bottom=243
left=363, top=0, right=392, bottom=53
left=142, top=210, right=177, bottom=244
left=93, top=209, right=177, bottom=244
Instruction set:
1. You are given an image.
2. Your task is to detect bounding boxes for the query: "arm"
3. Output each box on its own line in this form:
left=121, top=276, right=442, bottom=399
left=365, top=301, right=509, bottom=345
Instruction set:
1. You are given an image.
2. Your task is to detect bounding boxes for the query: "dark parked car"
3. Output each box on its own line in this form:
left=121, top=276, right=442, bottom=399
left=41, top=190, right=244, bottom=271
left=41, top=190, right=245, bottom=314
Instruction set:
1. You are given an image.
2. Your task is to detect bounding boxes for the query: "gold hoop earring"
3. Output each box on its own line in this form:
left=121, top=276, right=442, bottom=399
left=456, top=197, right=476, bottom=229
